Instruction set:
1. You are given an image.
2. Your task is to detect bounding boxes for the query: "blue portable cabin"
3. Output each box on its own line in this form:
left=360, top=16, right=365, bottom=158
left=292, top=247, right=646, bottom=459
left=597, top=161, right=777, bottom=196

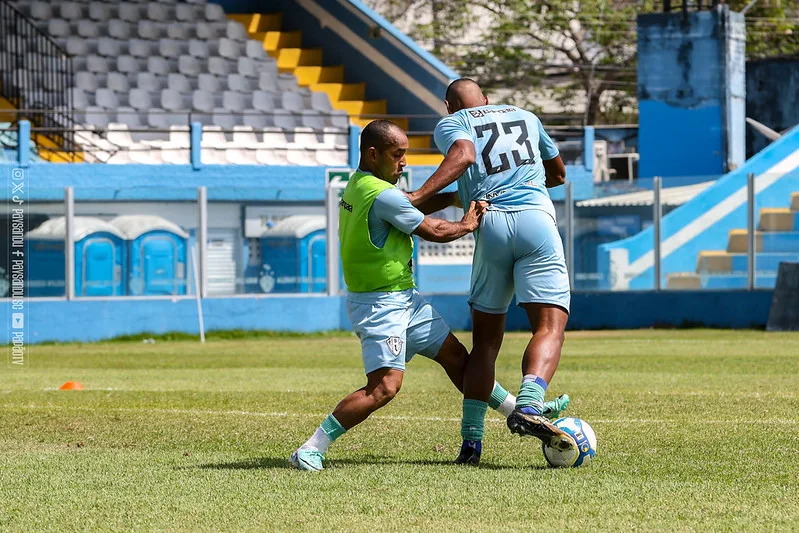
left=109, top=215, right=190, bottom=296
left=259, top=215, right=327, bottom=293
left=26, top=217, right=126, bottom=297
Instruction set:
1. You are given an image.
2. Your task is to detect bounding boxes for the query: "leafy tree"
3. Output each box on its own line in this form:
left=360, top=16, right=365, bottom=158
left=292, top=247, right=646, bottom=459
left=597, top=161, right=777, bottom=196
left=366, top=0, right=799, bottom=124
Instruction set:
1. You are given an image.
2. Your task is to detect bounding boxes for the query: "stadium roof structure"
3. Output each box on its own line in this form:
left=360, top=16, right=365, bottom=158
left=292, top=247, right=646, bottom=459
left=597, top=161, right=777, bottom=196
left=109, top=215, right=189, bottom=239
left=26, top=216, right=125, bottom=241
left=264, top=215, right=325, bottom=238
left=576, top=181, right=715, bottom=208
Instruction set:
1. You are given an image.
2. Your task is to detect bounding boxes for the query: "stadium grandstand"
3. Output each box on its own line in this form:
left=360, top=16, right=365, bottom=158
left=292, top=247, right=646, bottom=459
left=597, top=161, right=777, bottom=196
left=1, top=1, right=798, bottom=530
left=0, top=0, right=458, bottom=165
left=0, top=0, right=796, bottom=339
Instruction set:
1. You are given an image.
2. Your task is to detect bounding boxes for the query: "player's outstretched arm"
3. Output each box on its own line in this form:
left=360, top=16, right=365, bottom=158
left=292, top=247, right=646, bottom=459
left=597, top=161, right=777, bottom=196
left=413, top=201, right=486, bottom=243
left=543, top=155, right=566, bottom=188
left=416, top=192, right=460, bottom=215
left=407, top=140, right=475, bottom=207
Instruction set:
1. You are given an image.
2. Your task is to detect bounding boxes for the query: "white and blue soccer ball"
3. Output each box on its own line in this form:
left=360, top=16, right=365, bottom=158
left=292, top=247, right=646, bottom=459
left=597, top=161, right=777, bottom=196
left=542, top=417, right=597, bottom=468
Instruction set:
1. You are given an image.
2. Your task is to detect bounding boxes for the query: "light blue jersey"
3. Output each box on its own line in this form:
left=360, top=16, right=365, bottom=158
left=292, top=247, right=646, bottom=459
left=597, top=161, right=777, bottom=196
left=434, top=105, right=570, bottom=315
left=367, top=187, right=424, bottom=248
left=434, top=105, right=560, bottom=216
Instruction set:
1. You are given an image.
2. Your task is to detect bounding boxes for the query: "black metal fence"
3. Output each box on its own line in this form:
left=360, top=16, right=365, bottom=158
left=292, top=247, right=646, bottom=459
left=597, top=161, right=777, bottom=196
left=0, top=0, right=76, bottom=159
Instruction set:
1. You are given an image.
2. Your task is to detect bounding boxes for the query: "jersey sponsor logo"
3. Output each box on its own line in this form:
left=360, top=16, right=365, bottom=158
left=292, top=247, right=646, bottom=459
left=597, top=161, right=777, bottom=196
left=483, top=179, right=537, bottom=201
left=339, top=198, right=353, bottom=212
left=468, top=107, right=516, bottom=119
left=385, top=336, right=403, bottom=357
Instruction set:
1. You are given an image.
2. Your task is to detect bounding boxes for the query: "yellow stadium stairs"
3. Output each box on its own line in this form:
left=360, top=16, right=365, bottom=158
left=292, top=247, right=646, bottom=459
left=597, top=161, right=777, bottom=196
left=666, top=194, right=799, bottom=289
left=0, top=95, right=82, bottom=162
left=0, top=95, right=16, bottom=123
left=227, top=12, right=444, bottom=166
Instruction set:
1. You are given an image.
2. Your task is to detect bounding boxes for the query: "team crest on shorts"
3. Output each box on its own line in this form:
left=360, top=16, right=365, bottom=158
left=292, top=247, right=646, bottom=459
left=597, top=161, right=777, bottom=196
left=385, top=336, right=403, bottom=357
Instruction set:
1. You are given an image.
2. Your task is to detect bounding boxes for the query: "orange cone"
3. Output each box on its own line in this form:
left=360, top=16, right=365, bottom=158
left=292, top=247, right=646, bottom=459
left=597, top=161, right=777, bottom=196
left=59, top=381, right=85, bottom=390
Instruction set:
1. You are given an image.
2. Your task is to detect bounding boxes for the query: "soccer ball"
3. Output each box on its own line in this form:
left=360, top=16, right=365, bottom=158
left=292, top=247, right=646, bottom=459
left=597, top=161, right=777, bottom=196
left=542, top=417, right=597, bottom=467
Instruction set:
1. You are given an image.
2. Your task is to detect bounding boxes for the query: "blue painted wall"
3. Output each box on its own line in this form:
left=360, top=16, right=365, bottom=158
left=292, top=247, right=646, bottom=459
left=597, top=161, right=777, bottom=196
left=637, top=8, right=746, bottom=178
left=597, top=126, right=799, bottom=289
left=638, top=101, right=724, bottom=177
left=418, top=264, right=471, bottom=294
left=0, top=161, right=594, bottom=202
left=0, top=163, right=329, bottom=201
left=746, top=59, right=799, bottom=157
left=0, top=290, right=774, bottom=344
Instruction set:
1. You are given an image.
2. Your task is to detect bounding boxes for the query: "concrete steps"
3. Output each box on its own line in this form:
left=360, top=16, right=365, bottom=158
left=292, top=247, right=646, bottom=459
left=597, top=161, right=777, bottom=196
left=226, top=10, right=437, bottom=165
left=667, top=200, right=799, bottom=289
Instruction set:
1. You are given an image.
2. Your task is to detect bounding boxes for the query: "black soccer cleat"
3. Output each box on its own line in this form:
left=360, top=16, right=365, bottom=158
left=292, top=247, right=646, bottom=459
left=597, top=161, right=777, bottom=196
left=507, top=407, right=576, bottom=452
left=453, top=440, right=481, bottom=466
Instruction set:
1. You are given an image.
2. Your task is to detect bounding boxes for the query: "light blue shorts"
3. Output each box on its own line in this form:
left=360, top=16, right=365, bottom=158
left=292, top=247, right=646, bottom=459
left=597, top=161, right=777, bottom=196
left=346, top=289, right=451, bottom=375
left=470, top=208, right=571, bottom=315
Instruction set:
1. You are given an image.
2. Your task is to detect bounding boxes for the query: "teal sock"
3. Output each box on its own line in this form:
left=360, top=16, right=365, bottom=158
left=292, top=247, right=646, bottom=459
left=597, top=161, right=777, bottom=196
left=488, top=382, right=509, bottom=410
left=320, top=414, right=346, bottom=442
left=461, top=399, right=488, bottom=441
left=516, top=374, right=548, bottom=413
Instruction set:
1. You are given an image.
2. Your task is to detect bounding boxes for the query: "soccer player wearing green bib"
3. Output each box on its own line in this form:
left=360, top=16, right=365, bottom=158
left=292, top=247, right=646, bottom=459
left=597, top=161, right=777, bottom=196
left=290, top=120, right=569, bottom=471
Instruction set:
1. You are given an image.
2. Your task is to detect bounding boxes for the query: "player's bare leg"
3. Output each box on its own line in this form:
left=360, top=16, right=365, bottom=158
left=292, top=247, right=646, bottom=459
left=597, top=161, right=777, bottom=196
left=432, top=333, right=469, bottom=393
left=453, top=310, right=573, bottom=464
left=331, top=368, right=404, bottom=428
left=433, top=333, right=516, bottom=411
left=519, top=303, right=568, bottom=383
left=507, top=303, right=574, bottom=451
left=291, top=369, right=403, bottom=471
left=464, top=310, right=507, bottom=402
left=452, top=310, right=506, bottom=464
left=435, top=329, right=569, bottom=415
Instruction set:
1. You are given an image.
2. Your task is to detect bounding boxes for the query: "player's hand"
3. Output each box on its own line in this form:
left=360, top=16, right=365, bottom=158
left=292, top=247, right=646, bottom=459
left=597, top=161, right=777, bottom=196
left=461, top=201, right=488, bottom=232
left=405, top=190, right=420, bottom=206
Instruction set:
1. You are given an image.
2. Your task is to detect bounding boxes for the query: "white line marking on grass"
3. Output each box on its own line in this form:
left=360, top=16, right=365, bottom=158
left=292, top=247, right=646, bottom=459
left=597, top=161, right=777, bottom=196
left=4, top=404, right=799, bottom=425
left=29, top=389, right=799, bottom=399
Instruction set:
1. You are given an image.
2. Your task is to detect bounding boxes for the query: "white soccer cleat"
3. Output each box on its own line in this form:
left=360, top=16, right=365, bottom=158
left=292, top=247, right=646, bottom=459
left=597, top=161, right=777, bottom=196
left=290, top=448, right=325, bottom=471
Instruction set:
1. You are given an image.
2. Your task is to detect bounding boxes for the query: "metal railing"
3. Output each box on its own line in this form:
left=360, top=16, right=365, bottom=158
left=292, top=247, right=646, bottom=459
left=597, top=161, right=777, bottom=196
left=0, top=0, right=76, bottom=158
left=5, top=108, right=636, bottom=166
left=4, top=171, right=791, bottom=300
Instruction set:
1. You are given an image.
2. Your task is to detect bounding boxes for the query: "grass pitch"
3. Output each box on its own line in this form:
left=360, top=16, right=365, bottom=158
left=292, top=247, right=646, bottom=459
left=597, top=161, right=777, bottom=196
left=2, top=330, right=798, bottom=531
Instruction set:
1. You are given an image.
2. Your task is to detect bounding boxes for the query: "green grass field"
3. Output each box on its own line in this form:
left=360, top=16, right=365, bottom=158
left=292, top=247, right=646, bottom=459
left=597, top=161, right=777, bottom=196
left=2, top=330, right=798, bottom=532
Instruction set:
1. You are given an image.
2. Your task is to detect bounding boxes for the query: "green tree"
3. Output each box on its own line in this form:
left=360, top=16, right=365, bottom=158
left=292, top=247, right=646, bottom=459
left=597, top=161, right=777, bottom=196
left=468, top=0, right=653, bottom=124
left=366, top=0, right=473, bottom=64
left=366, top=0, right=799, bottom=124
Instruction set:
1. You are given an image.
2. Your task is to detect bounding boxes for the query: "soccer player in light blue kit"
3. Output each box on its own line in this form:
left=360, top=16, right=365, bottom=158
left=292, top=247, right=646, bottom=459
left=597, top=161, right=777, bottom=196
left=407, top=79, right=575, bottom=465
left=290, top=120, right=569, bottom=471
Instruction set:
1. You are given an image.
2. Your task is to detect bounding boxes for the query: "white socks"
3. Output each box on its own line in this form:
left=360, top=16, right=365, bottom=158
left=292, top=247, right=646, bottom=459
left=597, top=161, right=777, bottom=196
left=301, top=428, right=332, bottom=453
left=497, top=392, right=517, bottom=418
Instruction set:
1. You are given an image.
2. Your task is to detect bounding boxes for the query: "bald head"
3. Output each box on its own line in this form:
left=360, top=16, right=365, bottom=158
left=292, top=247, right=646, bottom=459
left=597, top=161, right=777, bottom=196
left=358, top=119, right=408, bottom=184
left=360, top=119, right=405, bottom=153
left=444, top=78, right=488, bottom=114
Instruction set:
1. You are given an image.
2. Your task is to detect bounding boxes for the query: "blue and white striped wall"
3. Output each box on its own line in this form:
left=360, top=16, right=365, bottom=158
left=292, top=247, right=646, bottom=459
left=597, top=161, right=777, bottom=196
left=598, top=126, right=799, bottom=289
